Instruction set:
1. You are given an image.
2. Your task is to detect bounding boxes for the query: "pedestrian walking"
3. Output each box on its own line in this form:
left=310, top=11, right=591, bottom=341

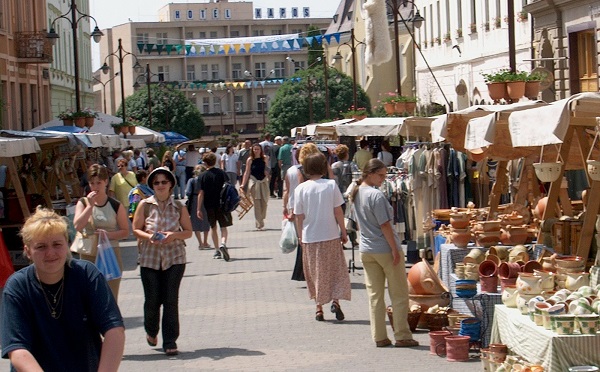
left=186, top=164, right=211, bottom=250
left=241, top=143, right=270, bottom=230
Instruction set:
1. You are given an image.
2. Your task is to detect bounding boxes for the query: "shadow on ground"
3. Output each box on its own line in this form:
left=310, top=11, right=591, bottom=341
left=122, top=347, right=265, bottom=362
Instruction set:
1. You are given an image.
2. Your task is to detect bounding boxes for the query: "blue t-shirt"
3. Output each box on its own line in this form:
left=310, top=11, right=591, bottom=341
left=1, top=260, right=124, bottom=371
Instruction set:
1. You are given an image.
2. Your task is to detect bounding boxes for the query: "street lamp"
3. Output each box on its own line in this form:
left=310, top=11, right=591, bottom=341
left=93, top=72, right=119, bottom=113
left=47, top=0, right=104, bottom=113
left=134, top=64, right=161, bottom=127
left=244, top=69, right=275, bottom=130
left=100, top=38, right=144, bottom=124
left=207, top=89, right=231, bottom=135
left=287, top=56, right=326, bottom=124
left=387, top=0, right=424, bottom=95
left=332, top=28, right=365, bottom=111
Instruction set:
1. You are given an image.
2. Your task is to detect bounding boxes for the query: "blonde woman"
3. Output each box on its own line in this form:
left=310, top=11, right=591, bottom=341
left=1, top=208, right=125, bottom=370
left=74, top=164, right=130, bottom=300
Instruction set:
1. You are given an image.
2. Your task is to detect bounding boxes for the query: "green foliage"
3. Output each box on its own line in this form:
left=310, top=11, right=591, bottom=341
left=306, top=25, right=324, bottom=68
left=117, top=85, right=205, bottom=140
left=482, top=69, right=529, bottom=83
left=266, top=66, right=370, bottom=136
left=526, top=71, right=545, bottom=82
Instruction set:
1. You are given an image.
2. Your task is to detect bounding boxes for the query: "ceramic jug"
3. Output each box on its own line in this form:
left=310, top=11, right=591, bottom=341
left=565, top=272, right=590, bottom=292
left=501, top=285, right=519, bottom=307
left=516, top=272, right=543, bottom=295
left=533, top=269, right=555, bottom=291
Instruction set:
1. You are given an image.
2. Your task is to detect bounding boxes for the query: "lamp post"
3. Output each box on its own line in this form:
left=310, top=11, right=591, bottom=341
left=332, top=29, right=365, bottom=111
left=100, top=38, right=144, bottom=124
left=287, top=56, right=329, bottom=123
left=46, top=0, right=104, bottom=113
left=244, top=69, right=275, bottom=130
left=207, top=89, right=231, bottom=135
left=387, top=0, right=424, bottom=95
left=93, top=72, right=119, bottom=113
left=134, top=64, right=161, bottom=127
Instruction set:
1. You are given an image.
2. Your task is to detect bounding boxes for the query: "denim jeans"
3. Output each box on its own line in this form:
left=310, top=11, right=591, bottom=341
left=174, top=166, right=186, bottom=198
left=141, top=264, right=186, bottom=351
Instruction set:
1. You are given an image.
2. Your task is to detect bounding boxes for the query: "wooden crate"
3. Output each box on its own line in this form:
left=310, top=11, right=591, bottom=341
left=552, top=221, right=568, bottom=254
left=570, top=221, right=583, bottom=257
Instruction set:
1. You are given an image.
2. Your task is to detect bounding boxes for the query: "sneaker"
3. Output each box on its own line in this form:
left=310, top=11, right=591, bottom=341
left=213, top=251, right=222, bottom=259
left=219, top=244, right=230, bottom=262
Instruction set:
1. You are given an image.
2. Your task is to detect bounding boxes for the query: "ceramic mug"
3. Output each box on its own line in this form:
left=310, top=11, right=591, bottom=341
left=527, top=295, right=546, bottom=312
left=464, top=248, right=485, bottom=264
left=577, top=286, right=594, bottom=297
left=569, top=298, right=594, bottom=315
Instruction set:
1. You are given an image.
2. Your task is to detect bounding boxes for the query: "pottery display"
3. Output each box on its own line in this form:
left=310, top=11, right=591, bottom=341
left=555, top=256, right=585, bottom=269
left=501, top=211, right=525, bottom=226
left=501, top=285, right=519, bottom=307
left=475, top=231, right=501, bottom=248
left=533, top=270, right=555, bottom=291
left=517, top=272, right=543, bottom=295
left=475, top=220, right=502, bottom=232
left=576, top=314, right=599, bottom=334
left=503, top=225, right=528, bottom=245
left=450, top=228, right=471, bottom=248
left=408, top=293, right=451, bottom=312
left=516, top=293, right=537, bottom=315
left=480, top=275, right=498, bottom=293
left=568, top=297, right=594, bottom=315
left=489, top=246, right=509, bottom=261
left=523, top=260, right=543, bottom=273
left=407, top=258, right=448, bottom=295
left=479, top=260, right=498, bottom=277
left=552, top=314, right=576, bottom=334
left=454, top=263, right=465, bottom=279
left=565, top=272, right=590, bottom=291
left=485, top=253, right=501, bottom=266
left=498, top=262, right=521, bottom=279
left=542, top=257, right=557, bottom=273
left=463, top=248, right=485, bottom=264
left=508, top=245, right=529, bottom=263
left=449, top=212, right=470, bottom=229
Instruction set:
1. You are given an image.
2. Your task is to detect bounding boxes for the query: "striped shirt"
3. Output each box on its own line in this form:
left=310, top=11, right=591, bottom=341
left=138, top=195, right=186, bottom=270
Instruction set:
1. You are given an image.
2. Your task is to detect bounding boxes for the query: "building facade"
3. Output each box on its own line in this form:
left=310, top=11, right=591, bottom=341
left=97, top=0, right=330, bottom=138
left=47, top=0, right=96, bottom=119
left=0, top=0, right=52, bottom=130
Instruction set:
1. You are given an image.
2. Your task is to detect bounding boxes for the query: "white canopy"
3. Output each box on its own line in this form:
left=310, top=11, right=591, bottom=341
left=336, top=117, right=406, bottom=137
left=0, top=137, right=40, bottom=157
left=302, top=119, right=354, bottom=137
left=34, top=113, right=166, bottom=144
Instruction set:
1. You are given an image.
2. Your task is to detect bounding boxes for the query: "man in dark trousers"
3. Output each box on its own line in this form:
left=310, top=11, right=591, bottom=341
left=196, top=152, right=231, bottom=261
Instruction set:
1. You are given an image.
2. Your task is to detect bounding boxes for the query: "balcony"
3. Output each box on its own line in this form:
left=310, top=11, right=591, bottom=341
left=16, top=32, right=53, bottom=63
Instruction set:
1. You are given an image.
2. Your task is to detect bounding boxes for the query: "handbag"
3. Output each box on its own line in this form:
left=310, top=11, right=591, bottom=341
left=70, top=197, right=98, bottom=255
left=95, top=231, right=122, bottom=281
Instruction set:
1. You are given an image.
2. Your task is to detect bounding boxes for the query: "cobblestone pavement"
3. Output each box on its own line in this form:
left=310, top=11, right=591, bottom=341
left=1, top=199, right=481, bottom=371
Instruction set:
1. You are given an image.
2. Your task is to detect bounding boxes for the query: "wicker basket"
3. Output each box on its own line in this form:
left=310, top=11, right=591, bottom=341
left=386, top=306, right=422, bottom=332
left=422, top=312, right=449, bottom=331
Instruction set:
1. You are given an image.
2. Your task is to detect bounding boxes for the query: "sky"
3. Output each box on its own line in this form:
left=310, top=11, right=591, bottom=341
left=88, top=0, right=339, bottom=69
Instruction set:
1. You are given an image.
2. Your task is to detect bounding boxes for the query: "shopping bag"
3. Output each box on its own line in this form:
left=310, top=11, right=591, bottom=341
left=70, top=232, right=98, bottom=255
left=279, top=218, right=298, bottom=254
left=95, top=231, right=122, bottom=281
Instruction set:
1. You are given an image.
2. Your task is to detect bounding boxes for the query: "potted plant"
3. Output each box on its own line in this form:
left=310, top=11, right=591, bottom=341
left=470, top=23, right=477, bottom=33
left=126, top=120, right=137, bottom=135
left=58, top=109, right=74, bottom=125
left=82, top=108, right=98, bottom=128
left=504, top=70, right=528, bottom=100
left=71, top=110, right=87, bottom=127
left=343, top=106, right=368, bottom=120
left=483, top=22, right=490, bottom=31
left=517, top=10, right=528, bottom=22
left=482, top=70, right=510, bottom=102
left=525, top=71, right=544, bottom=99
left=110, top=122, right=125, bottom=135
left=381, top=92, right=399, bottom=115
left=444, top=32, right=451, bottom=42
left=455, top=28, right=463, bottom=38
left=494, top=17, right=502, bottom=29
left=397, top=96, right=417, bottom=114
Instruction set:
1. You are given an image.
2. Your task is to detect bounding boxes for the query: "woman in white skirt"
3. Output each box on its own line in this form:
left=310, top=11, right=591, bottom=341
left=294, top=152, right=351, bottom=321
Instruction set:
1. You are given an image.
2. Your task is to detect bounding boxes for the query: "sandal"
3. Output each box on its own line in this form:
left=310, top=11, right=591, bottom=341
left=395, top=339, right=419, bottom=348
left=315, top=310, right=324, bottom=321
left=330, top=301, right=345, bottom=321
left=165, top=348, right=179, bottom=356
left=146, top=334, right=157, bottom=347
left=375, top=339, right=392, bottom=347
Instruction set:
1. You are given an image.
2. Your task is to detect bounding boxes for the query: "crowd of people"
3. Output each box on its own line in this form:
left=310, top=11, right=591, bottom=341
left=1, top=134, right=420, bottom=370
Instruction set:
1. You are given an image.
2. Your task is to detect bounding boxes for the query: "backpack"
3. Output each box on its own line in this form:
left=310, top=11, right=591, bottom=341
left=338, top=161, right=353, bottom=193
left=220, top=180, right=240, bottom=213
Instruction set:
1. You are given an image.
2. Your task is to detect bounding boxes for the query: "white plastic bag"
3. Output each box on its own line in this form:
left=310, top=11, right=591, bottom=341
left=279, top=219, right=298, bottom=254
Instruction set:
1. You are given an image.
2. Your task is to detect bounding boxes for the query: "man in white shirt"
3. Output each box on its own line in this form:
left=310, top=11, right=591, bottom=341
left=185, top=144, right=200, bottom=182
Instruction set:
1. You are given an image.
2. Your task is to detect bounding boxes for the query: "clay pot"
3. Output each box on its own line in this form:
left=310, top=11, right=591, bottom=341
left=489, top=246, right=509, bottom=261
left=475, top=220, right=502, bottom=232
left=474, top=231, right=501, bottom=248
left=443, top=335, right=471, bottom=362
left=499, top=229, right=511, bottom=245
left=407, top=258, right=448, bottom=295
left=555, top=256, right=585, bottom=269
left=522, top=260, right=543, bottom=273
left=449, top=212, right=470, bottom=229
left=450, top=228, right=471, bottom=248
left=478, top=260, right=498, bottom=277
left=501, top=211, right=524, bottom=226
left=480, top=275, right=499, bottom=293
left=504, top=225, right=528, bottom=245
left=429, top=330, right=452, bottom=355
left=485, top=254, right=501, bottom=266
left=499, top=262, right=521, bottom=279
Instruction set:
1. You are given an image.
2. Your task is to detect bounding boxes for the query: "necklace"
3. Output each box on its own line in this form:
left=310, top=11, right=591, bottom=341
left=37, top=276, right=65, bottom=319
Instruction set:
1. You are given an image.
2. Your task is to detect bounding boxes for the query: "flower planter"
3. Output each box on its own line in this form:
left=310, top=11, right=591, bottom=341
left=506, top=81, right=526, bottom=100
left=383, top=103, right=395, bottom=115
left=525, top=81, right=541, bottom=99
left=120, top=126, right=129, bottom=134
left=85, top=117, right=95, bottom=128
left=128, top=125, right=136, bottom=135
left=74, top=117, right=86, bottom=127
left=63, top=119, right=74, bottom=126
left=113, top=127, right=121, bottom=135
left=394, top=102, right=407, bottom=114
left=405, top=102, right=416, bottom=113
left=487, top=82, right=507, bottom=102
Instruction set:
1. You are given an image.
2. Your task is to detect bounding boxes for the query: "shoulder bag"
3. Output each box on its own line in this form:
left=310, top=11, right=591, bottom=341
left=70, top=198, right=98, bottom=256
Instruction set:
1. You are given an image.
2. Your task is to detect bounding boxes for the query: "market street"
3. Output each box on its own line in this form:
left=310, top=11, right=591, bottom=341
left=1, top=200, right=479, bottom=371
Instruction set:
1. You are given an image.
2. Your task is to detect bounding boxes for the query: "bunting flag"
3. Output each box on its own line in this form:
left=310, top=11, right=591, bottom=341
left=137, top=43, right=144, bottom=54
left=165, top=44, right=173, bottom=55
left=233, top=44, right=242, bottom=54
left=223, top=44, right=231, bottom=54
left=145, top=43, right=154, bottom=54
left=323, top=34, right=332, bottom=45
left=156, top=44, right=164, bottom=55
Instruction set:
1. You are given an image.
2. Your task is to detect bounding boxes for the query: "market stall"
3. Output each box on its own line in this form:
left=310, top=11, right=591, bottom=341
left=335, top=117, right=406, bottom=137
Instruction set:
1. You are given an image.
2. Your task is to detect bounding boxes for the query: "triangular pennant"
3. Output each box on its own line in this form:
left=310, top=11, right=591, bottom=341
left=314, top=35, right=323, bottom=45
left=200, top=46, right=206, bottom=55
left=305, top=36, right=314, bottom=46
left=145, top=43, right=154, bottom=54
left=243, top=43, right=252, bottom=52
left=295, top=38, right=303, bottom=48
left=165, top=44, right=173, bottom=55
left=219, top=82, right=225, bottom=88
left=223, top=44, right=231, bottom=54
left=175, top=44, right=182, bottom=54
left=218, top=45, right=225, bottom=54
left=137, top=43, right=145, bottom=54
left=271, top=41, right=280, bottom=49
left=209, top=45, right=215, bottom=54
left=185, top=45, right=192, bottom=54
left=287, top=39, right=295, bottom=49
left=333, top=33, right=341, bottom=43
left=260, top=81, right=265, bottom=88
left=233, top=82, right=240, bottom=89
left=190, top=46, right=197, bottom=55
left=189, top=83, right=195, bottom=90
left=156, top=44, right=164, bottom=55
left=278, top=79, right=284, bottom=84
left=233, top=44, right=242, bottom=54
left=324, top=34, right=332, bottom=44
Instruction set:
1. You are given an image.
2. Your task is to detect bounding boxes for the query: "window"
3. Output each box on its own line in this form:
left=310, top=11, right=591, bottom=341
left=458, top=0, right=463, bottom=29
left=188, top=10, right=193, bottom=19
left=471, top=0, right=477, bottom=26
left=446, top=0, right=451, bottom=35
left=185, top=31, right=193, bottom=39
left=136, top=33, right=149, bottom=43
left=213, top=9, right=219, bottom=19
left=254, top=62, right=266, bottom=78
left=293, top=61, right=305, bottom=72
left=484, top=0, right=490, bottom=24
left=175, top=11, right=180, bottom=19
left=157, top=66, right=169, bottom=82
left=210, top=31, right=218, bottom=38
left=202, top=97, right=210, bottom=113
left=189, top=96, right=197, bottom=106
left=230, top=30, right=240, bottom=37
left=225, top=9, right=231, bottom=19
left=199, top=31, right=206, bottom=39
left=234, top=95, right=243, bottom=112
left=232, top=63, right=243, bottom=79
left=274, top=62, right=285, bottom=78
left=291, top=28, right=303, bottom=34
left=200, top=9, right=206, bottom=19
left=252, top=30, right=265, bottom=36
left=213, top=98, right=221, bottom=113
left=156, top=32, right=168, bottom=45
left=576, top=30, right=598, bottom=92
left=257, top=95, right=267, bottom=113
left=200, top=64, right=209, bottom=80
left=187, top=65, right=196, bottom=81
left=271, top=29, right=282, bottom=35
left=211, top=64, right=219, bottom=80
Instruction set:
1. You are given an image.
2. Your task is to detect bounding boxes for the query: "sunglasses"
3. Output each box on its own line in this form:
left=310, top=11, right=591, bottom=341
left=153, top=180, right=170, bottom=186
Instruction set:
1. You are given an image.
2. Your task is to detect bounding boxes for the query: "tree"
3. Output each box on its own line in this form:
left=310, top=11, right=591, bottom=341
left=306, top=25, right=324, bottom=68
left=266, top=66, right=371, bottom=136
left=117, top=85, right=205, bottom=140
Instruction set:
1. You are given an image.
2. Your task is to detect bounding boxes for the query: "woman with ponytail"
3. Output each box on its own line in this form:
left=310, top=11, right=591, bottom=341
left=349, top=158, right=419, bottom=348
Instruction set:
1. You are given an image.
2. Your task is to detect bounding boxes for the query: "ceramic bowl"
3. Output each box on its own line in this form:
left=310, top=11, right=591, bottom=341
left=552, top=314, right=576, bottom=334
left=576, top=314, right=599, bottom=334
left=556, top=256, right=585, bottom=269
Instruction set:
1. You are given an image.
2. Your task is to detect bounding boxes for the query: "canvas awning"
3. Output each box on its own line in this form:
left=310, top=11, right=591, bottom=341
left=0, top=137, right=40, bottom=157
left=336, top=117, right=406, bottom=137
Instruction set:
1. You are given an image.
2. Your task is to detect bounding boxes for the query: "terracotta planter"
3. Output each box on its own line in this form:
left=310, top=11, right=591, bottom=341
left=443, top=335, right=470, bottom=362
left=498, top=262, right=521, bottom=279
left=62, top=119, right=74, bottom=126
left=394, top=102, right=407, bottom=113
left=352, top=115, right=366, bottom=121
left=128, top=125, right=136, bottom=135
left=84, top=117, right=95, bottom=128
left=407, top=258, right=447, bottom=295
left=487, top=82, right=507, bottom=101
left=525, top=81, right=541, bottom=99
left=480, top=275, right=499, bottom=293
left=429, top=330, right=452, bottom=355
left=405, top=101, right=416, bottom=113
left=74, top=117, right=86, bottom=127
left=113, top=126, right=121, bottom=134
left=383, top=103, right=395, bottom=115
left=120, top=126, right=129, bottom=134
left=506, top=81, right=526, bottom=100
left=504, top=225, right=528, bottom=245
left=478, top=260, right=498, bottom=277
